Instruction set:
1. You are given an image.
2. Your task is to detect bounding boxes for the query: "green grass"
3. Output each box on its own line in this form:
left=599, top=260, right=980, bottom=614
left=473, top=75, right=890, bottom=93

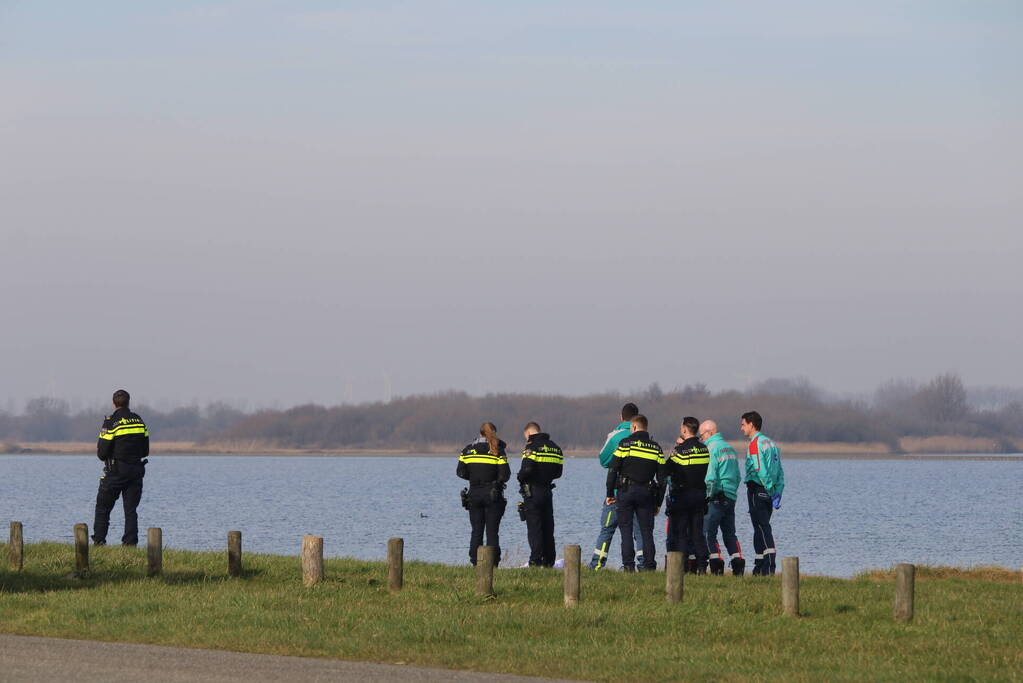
left=1, top=543, right=1021, bottom=682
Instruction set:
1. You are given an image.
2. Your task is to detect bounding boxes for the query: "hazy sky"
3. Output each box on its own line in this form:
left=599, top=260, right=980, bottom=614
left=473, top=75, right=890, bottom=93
left=2, top=1, right=1020, bottom=409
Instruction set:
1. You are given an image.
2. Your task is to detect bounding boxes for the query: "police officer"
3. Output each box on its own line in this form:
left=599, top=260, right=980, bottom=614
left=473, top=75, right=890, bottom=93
left=457, top=422, right=511, bottom=567
left=700, top=419, right=745, bottom=576
left=517, top=422, right=564, bottom=567
left=740, top=410, right=786, bottom=576
left=665, top=416, right=711, bottom=574
left=605, top=414, right=666, bottom=572
left=93, top=389, right=149, bottom=547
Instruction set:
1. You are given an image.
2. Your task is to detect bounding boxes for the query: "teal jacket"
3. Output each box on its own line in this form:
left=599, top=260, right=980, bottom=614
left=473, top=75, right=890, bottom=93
left=598, top=421, right=632, bottom=468
left=743, top=432, right=785, bottom=495
left=704, top=433, right=740, bottom=500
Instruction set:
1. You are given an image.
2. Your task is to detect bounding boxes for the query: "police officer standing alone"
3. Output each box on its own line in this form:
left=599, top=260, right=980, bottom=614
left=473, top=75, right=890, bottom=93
left=93, top=389, right=149, bottom=547
left=606, top=414, right=666, bottom=572
left=457, top=422, right=511, bottom=567
left=700, top=419, right=745, bottom=576
left=740, top=411, right=785, bottom=576
left=517, top=422, right=564, bottom=567
left=665, top=417, right=710, bottom=574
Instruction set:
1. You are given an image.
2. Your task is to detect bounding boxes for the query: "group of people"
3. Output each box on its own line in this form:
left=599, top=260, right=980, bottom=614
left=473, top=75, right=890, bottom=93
left=86, top=388, right=785, bottom=578
left=457, top=403, right=786, bottom=576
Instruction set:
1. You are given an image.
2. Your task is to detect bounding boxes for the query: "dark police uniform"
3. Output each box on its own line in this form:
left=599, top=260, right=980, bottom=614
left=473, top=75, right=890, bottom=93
left=457, top=438, right=511, bottom=567
left=517, top=432, right=564, bottom=567
left=665, top=436, right=711, bottom=573
left=606, top=430, right=666, bottom=571
left=93, top=407, right=149, bottom=546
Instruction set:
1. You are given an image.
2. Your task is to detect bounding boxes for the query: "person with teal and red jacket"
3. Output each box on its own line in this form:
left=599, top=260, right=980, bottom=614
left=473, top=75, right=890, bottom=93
left=700, top=419, right=745, bottom=576
left=740, top=410, right=785, bottom=575
left=588, top=402, right=645, bottom=570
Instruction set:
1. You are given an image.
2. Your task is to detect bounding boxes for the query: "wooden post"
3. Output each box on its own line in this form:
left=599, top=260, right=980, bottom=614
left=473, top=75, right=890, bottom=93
left=146, top=527, right=162, bottom=577
left=387, top=538, right=404, bottom=593
left=74, top=523, right=89, bottom=573
left=228, top=531, right=242, bottom=578
left=475, top=546, right=495, bottom=597
left=564, top=545, right=581, bottom=607
left=782, top=557, right=800, bottom=616
left=894, top=563, right=915, bottom=623
left=665, top=551, right=683, bottom=603
left=9, top=522, right=23, bottom=571
left=301, top=535, right=324, bottom=586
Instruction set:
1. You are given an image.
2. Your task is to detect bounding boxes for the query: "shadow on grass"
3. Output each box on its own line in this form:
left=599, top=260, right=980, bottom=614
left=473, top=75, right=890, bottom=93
left=0, top=563, right=266, bottom=594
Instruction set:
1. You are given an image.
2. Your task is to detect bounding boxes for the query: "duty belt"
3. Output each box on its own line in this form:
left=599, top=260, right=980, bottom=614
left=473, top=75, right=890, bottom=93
left=619, top=476, right=652, bottom=489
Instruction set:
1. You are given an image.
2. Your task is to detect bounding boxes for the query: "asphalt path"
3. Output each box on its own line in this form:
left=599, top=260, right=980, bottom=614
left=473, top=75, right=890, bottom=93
left=0, top=634, right=581, bottom=682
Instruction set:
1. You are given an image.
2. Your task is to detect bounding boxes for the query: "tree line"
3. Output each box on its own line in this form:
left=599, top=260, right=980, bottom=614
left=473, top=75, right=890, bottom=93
left=2, top=374, right=1019, bottom=451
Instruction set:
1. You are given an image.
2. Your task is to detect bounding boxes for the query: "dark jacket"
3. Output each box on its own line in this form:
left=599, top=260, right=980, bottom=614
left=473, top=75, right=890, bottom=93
left=97, top=407, right=150, bottom=465
left=457, top=438, right=511, bottom=486
left=606, top=430, right=666, bottom=504
left=517, top=432, right=564, bottom=486
left=666, top=436, right=710, bottom=492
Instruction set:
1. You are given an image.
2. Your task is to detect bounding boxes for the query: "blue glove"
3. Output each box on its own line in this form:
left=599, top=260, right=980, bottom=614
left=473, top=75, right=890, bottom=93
left=771, top=493, right=782, bottom=510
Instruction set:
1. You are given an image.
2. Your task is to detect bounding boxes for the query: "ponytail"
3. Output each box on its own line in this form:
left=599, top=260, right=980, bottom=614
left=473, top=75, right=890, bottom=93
left=480, top=422, right=500, bottom=457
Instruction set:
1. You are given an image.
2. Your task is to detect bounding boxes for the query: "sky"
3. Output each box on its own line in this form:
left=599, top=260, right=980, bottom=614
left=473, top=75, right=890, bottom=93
left=1, top=1, right=1021, bottom=410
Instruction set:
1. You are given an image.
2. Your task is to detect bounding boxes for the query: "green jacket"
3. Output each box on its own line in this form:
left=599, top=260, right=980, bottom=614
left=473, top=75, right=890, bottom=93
left=598, top=421, right=632, bottom=468
left=704, top=433, right=740, bottom=500
left=743, top=432, right=785, bottom=495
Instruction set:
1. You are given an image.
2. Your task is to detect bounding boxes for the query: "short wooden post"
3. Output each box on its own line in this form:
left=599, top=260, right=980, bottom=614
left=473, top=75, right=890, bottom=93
left=301, top=535, right=324, bottom=586
left=782, top=557, right=800, bottom=616
left=475, top=546, right=495, bottom=596
left=146, top=527, right=162, bottom=577
left=665, top=551, right=684, bottom=603
left=9, top=521, right=24, bottom=571
left=74, top=523, right=89, bottom=573
left=228, top=531, right=242, bottom=577
left=894, top=563, right=915, bottom=623
left=564, top=545, right=581, bottom=607
left=387, top=538, right=404, bottom=592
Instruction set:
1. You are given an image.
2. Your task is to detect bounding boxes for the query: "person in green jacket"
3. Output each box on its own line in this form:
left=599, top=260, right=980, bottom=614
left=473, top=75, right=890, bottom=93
left=588, top=402, right=645, bottom=570
left=741, top=410, right=785, bottom=576
left=700, top=419, right=745, bottom=576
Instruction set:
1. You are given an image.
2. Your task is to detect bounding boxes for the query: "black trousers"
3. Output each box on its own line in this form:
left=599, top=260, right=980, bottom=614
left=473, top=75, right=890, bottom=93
left=617, top=485, right=656, bottom=571
left=669, top=488, right=709, bottom=568
left=747, top=482, right=776, bottom=575
left=93, top=463, right=145, bottom=545
left=523, top=483, right=555, bottom=567
left=467, top=484, right=506, bottom=567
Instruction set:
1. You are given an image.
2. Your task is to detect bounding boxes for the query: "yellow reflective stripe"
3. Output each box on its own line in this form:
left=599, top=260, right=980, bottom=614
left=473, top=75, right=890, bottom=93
left=107, top=427, right=149, bottom=437
left=528, top=456, right=563, bottom=464
left=459, top=456, right=506, bottom=464
left=98, top=432, right=114, bottom=441
left=624, top=450, right=662, bottom=462
left=671, top=455, right=710, bottom=465
left=108, top=423, right=147, bottom=432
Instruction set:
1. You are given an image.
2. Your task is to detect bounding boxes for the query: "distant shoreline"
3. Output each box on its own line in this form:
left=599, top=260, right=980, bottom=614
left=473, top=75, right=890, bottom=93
left=3, top=438, right=1021, bottom=460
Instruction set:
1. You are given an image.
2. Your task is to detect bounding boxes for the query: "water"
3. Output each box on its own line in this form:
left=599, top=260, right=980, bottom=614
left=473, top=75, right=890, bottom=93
left=2, top=454, right=1021, bottom=577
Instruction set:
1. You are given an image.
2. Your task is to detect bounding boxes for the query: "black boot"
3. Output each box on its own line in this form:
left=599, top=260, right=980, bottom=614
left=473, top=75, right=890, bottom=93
left=709, top=558, right=725, bottom=575
left=731, top=557, right=746, bottom=576
left=685, top=557, right=697, bottom=574
left=752, top=558, right=767, bottom=576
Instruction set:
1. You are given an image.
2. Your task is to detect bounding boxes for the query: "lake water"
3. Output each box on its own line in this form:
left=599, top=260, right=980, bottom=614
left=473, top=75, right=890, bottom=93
left=2, top=454, right=1021, bottom=577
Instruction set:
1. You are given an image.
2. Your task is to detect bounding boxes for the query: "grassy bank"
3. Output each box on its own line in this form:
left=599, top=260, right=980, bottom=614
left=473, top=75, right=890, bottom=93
left=1, top=544, right=1020, bottom=681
